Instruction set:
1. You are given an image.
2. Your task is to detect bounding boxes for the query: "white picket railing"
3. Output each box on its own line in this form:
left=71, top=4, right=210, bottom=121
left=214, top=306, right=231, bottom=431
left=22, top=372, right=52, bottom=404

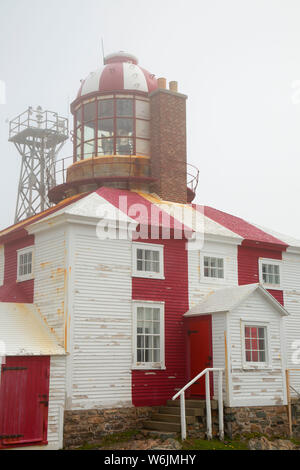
left=172, top=368, right=225, bottom=441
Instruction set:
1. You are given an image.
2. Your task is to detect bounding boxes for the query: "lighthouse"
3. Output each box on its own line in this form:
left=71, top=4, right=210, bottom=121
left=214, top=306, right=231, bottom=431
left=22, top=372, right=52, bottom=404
left=48, top=52, right=198, bottom=205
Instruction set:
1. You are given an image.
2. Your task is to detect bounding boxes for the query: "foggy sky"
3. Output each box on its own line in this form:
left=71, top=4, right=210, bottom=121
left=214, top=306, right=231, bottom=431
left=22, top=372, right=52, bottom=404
left=0, top=0, right=300, bottom=238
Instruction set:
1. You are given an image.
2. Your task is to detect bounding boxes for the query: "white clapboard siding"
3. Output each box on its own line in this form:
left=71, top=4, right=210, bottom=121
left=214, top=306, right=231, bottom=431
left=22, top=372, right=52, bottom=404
left=34, top=228, right=67, bottom=347
left=282, top=251, right=300, bottom=396
left=212, top=313, right=227, bottom=402
left=229, top=290, right=285, bottom=406
left=71, top=225, right=133, bottom=409
left=188, top=241, right=238, bottom=308
left=47, top=356, right=66, bottom=450
left=188, top=240, right=238, bottom=400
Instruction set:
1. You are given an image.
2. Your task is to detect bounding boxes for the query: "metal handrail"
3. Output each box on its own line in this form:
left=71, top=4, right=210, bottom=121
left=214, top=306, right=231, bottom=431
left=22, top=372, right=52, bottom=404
left=172, top=368, right=225, bottom=441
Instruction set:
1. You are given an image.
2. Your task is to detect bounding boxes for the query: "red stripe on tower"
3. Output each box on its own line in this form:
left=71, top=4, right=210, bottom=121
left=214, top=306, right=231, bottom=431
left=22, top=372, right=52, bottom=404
left=99, top=63, right=124, bottom=92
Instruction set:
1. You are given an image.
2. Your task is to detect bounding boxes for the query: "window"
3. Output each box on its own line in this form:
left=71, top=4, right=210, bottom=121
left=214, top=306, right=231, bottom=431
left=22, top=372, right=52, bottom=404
left=74, top=96, right=151, bottom=160
left=0, top=245, right=4, bottom=286
left=132, top=243, right=164, bottom=279
left=242, top=322, right=271, bottom=369
left=17, top=247, right=34, bottom=282
left=133, top=302, right=165, bottom=369
left=259, top=259, right=281, bottom=288
left=203, top=256, right=224, bottom=279
left=244, top=326, right=267, bottom=363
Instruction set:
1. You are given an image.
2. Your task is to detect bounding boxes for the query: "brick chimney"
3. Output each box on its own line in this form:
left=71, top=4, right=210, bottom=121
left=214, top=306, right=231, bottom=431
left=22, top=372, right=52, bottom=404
left=150, top=79, right=188, bottom=203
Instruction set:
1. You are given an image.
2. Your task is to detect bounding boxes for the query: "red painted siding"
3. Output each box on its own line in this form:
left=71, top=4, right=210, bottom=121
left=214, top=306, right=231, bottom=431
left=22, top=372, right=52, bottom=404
left=132, top=238, right=189, bottom=407
left=0, top=235, right=34, bottom=303
left=238, top=245, right=284, bottom=305
left=0, top=356, right=50, bottom=449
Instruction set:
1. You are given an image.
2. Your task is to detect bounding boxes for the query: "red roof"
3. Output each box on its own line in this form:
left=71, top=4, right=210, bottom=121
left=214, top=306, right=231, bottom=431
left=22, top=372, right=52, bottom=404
left=0, top=187, right=291, bottom=250
left=196, top=205, right=288, bottom=249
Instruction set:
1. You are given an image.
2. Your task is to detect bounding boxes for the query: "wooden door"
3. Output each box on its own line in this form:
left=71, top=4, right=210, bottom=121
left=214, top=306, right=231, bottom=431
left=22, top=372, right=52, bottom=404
left=0, top=356, right=50, bottom=449
left=187, top=316, right=213, bottom=397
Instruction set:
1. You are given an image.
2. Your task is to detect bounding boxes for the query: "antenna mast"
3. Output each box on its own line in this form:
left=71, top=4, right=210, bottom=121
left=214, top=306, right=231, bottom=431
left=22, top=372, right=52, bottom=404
left=101, top=37, right=105, bottom=64
left=9, top=106, right=69, bottom=223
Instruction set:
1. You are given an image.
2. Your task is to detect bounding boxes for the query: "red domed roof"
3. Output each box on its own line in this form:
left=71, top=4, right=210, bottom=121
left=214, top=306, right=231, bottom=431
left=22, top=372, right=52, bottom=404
left=77, top=52, right=158, bottom=98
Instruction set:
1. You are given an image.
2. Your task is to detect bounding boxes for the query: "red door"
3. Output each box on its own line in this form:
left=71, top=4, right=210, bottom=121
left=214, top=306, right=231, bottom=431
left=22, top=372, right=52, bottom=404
left=0, top=356, right=50, bottom=449
left=187, top=316, right=213, bottom=397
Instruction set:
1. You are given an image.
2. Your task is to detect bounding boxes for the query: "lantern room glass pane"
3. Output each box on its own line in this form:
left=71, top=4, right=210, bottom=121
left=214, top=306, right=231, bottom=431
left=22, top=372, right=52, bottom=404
left=98, top=99, right=114, bottom=118
left=116, top=118, right=133, bottom=136
left=76, top=127, right=82, bottom=146
left=83, top=140, right=95, bottom=158
left=76, top=107, right=82, bottom=125
left=83, top=122, right=95, bottom=142
left=136, top=100, right=150, bottom=119
left=136, top=139, right=150, bottom=156
left=98, top=119, right=114, bottom=137
left=117, top=99, right=134, bottom=117
left=84, top=102, right=96, bottom=122
left=97, top=138, right=114, bottom=155
left=116, top=137, right=133, bottom=155
left=136, top=119, right=150, bottom=139
left=76, top=145, right=81, bottom=161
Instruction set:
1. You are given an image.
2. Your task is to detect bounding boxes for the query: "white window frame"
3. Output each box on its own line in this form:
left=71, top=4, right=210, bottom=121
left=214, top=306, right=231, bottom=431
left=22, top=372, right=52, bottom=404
left=241, top=320, right=272, bottom=370
left=0, top=245, right=4, bottom=287
left=132, top=242, right=165, bottom=280
left=259, top=258, right=282, bottom=290
left=200, top=252, right=226, bottom=284
left=132, top=301, right=165, bottom=370
left=17, top=246, right=34, bottom=282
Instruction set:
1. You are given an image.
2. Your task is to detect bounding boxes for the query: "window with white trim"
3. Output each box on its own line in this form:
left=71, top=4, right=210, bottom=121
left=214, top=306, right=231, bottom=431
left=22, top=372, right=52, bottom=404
left=244, top=325, right=267, bottom=363
left=203, top=256, right=224, bottom=279
left=259, top=259, right=281, bottom=288
left=133, top=302, right=165, bottom=369
left=0, top=245, right=4, bottom=286
left=132, top=243, right=164, bottom=279
left=17, top=247, right=34, bottom=282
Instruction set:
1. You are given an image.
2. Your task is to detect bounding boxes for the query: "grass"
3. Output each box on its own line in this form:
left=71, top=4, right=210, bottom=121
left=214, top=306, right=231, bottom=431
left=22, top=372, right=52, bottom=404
left=181, top=437, right=248, bottom=451
left=76, top=430, right=142, bottom=450
left=75, top=430, right=300, bottom=451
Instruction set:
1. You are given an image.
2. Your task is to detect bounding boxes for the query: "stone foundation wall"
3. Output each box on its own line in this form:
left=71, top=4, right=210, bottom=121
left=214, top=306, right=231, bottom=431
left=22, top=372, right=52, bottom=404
left=63, top=407, right=157, bottom=449
left=224, top=406, right=289, bottom=439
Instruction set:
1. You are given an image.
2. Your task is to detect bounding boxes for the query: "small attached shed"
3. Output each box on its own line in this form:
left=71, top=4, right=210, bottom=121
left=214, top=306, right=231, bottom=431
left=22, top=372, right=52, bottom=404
left=184, top=284, right=289, bottom=408
left=0, top=303, right=65, bottom=449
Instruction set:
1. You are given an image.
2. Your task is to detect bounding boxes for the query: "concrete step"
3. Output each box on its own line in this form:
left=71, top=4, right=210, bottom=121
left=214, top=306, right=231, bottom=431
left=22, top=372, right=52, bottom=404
left=144, top=420, right=181, bottom=433
left=140, top=429, right=178, bottom=439
left=161, top=406, right=204, bottom=417
left=167, top=399, right=218, bottom=410
left=152, top=413, right=196, bottom=424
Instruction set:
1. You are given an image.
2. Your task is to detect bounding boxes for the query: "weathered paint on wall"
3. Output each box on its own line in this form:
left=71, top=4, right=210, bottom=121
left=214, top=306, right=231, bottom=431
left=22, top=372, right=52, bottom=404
left=34, top=228, right=67, bottom=347
left=47, top=356, right=66, bottom=450
left=238, top=245, right=284, bottom=304
left=0, top=235, right=34, bottom=303
left=229, top=290, right=286, bottom=407
left=188, top=240, right=239, bottom=308
left=132, top=238, right=189, bottom=407
left=71, top=224, right=133, bottom=410
left=188, top=240, right=238, bottom=401
left=282, top=250, right=300, bottom=396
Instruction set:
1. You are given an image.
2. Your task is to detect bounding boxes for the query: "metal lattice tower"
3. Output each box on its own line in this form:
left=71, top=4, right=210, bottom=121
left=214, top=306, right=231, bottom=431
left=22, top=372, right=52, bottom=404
left=9, top=107, right=69, bottom=223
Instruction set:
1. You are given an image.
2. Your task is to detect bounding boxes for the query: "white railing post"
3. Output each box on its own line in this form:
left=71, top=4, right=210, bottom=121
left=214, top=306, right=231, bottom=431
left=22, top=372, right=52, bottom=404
left=218, top=370, right=224, bottom=441
left=180, top=393, right=187, bottom=441
left=172, top=368, right=224, bottom=442
left=205, top=371, right=212, bottom=440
